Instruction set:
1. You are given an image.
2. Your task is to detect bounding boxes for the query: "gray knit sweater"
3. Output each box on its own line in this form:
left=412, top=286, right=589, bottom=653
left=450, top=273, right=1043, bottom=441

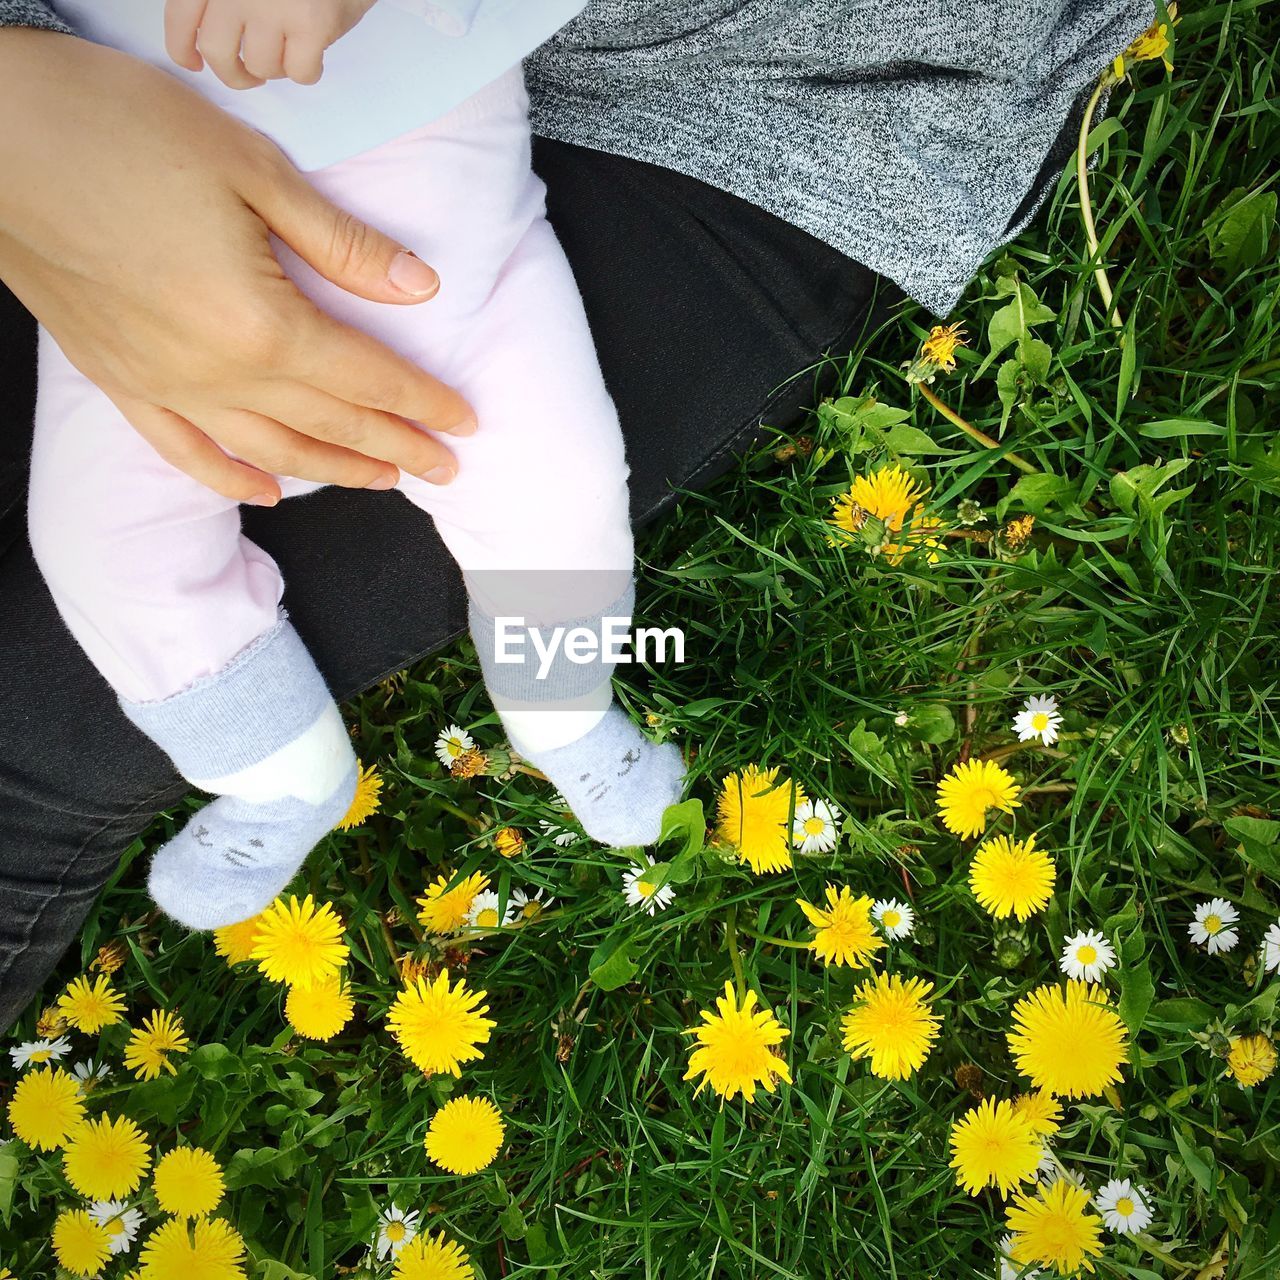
left=2, top=0, right=1152, bottom=315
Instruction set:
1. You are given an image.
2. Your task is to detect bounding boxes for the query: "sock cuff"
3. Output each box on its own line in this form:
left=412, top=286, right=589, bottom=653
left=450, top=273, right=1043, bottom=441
left=121, top=617, right=337, bottom=782
left=469, top=580, right=635, bottom=705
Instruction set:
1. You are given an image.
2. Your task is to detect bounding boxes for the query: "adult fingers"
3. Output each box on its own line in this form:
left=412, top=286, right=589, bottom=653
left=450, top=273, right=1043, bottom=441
left=116, top=398, right=282, bottom=505
left=282, top=35, right=325, bottom=85
left=205, top=406, right=433, bottom=488
left=254, top=383, right=461, bottom=482
left=240, top=24, right=287, bottom=82
left=163, top=0, right=208, bottom=71
left=299, top=314, right=476, bottom=438
left=196, top=11, right=262, bottom=89
left=245, top=157, right=442, bottom=305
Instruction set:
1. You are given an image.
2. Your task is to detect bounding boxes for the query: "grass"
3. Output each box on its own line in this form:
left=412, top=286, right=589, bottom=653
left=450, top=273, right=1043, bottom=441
left=4, top=3, right=1280, bottom=1277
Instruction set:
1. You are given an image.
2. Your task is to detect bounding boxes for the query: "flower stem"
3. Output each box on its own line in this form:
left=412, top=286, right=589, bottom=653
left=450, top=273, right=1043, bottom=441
left=1076, top=77, right=1124, bottom=329
left=916, top=383, right=1039, bottom=475
left=725, top=905, right=747, bottom=999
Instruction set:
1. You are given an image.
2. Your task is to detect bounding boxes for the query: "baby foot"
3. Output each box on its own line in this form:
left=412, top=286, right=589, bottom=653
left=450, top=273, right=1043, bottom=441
left=147, top=762, right=357, bottom=929
left=522, top=705, right=684, bottom=846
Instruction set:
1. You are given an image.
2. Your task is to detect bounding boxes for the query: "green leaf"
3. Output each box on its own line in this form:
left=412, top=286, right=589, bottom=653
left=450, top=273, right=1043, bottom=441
left=1172, top=1125, right=1215, bottom=1194
left=189, top=1042, right=243, bottom=1080
left=657, top=798, right=706, bottom=864
left=587, top=932, right=640, bottom=991
left=1149, top=997, right=1212, bottom=1029
left=903, top=703, right=957, bottom=745
left=1108, top=460, right=1194, bottom=517
left=1208, top=186, right=1277, bottom=278
left=498, top=1201, right=528, bottom=1239
left=996, top=472, right=1072, bottom=519
left=1224, top=815, right=1280, bottom=878
left=987, top=283, right=1057, bottom=360
left=524, top=1223, right=556, bottom=1264
left=1118, top=956, right=1155, bottom=1036
left=881, top=424, right=949, bottom=455
left=0, top=1148, right=17, bottom=1227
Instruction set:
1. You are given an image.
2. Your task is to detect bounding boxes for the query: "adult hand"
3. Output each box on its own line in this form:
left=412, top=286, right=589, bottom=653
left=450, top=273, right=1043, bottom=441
left=0, top=28, right=474, bottom=504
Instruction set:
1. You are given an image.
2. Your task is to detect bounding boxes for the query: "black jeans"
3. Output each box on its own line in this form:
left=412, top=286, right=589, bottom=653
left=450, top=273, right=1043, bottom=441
left=0, top=138, right=884, bottom=1030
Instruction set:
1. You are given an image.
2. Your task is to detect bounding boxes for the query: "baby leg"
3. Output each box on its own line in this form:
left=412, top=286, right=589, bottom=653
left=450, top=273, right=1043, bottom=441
left=271, top=73, right=684, bottom=845
left=28, top=334, right=357, bottom=927
left=397, top=216, right=686, bottom=845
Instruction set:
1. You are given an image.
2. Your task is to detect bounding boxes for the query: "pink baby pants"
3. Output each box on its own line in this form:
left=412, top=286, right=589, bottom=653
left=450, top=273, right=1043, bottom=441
left=28, top=69, right=634, bottom=708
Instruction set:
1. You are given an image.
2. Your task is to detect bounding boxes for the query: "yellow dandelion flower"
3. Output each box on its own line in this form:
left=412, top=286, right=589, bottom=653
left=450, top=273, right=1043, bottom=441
left=63, top=1114, right=151, bottom=1201
left=1008, top=982, right=1128, bottom=1099
left=387, top=969, right=494, bottom=1077
left=969, top=832, right=1054, bottom=920
left=251, top=894, right=348, bottom=989
left=831, top=464, right=943, bottom=563
left=937, top=758, right=1021, bottom=839
left=416, top=871, right=489, bottom=935
left=797, top=886, right=884, bottom=969
left=1012, top=1090, right=1063, bottom=1138
left=212, top=914, right=265, bottom=966
left=1005, top=1179, right=1104, bottom=1275
left=7, top=1066, right=85, bottom=1150
left=949, top=1097, right=1042, bottom=1197
left=683, top=981, right=792, bottom=1103
left=841, top=973, right=940, bottom=1080
left=391, top=1232, right=474, bottom=1280
left=715, top=765, right=806, bottom=874
left=53, top=1208, right=112, bottom=1278
left=494, top=827, right=525, bottom=858
left=152, top=1146, right=225, bottom=1218
left=35, top=1002, right=69, bottom=1039
left=286, top=974, right=355, bottom=1040
left=138, top=1216, right=246, bottom=1280
left=398, top=953, right=431, bottom=987
left=922, top=322, right=966, bottom=372
left=338, top=761, right=383, bottom=831
left=57, top=973, right=126, bottom=1033
left=91, top=939, right=128, bottom=975
left=1227, top=1033, right=1278, bottom=1088
left=450, top=748, right=489, bottom=779
left=424, top=1096, right=505, bottom=1175
left=124, top=1010, right=190, bottom=1081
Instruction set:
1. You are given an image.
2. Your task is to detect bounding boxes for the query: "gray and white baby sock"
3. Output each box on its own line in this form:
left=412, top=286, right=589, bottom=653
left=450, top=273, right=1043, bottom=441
left=123, top=620, right=357, bottom=930
left=469, top=578, right=684, bottom=847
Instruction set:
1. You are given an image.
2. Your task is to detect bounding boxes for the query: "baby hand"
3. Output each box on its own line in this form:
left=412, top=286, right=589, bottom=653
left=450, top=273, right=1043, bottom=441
left=165, top=0, right=380, bottom=90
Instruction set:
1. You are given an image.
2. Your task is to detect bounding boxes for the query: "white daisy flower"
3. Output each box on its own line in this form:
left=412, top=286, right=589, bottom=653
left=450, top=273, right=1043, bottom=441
left=1058, top=929, right=1117, bottom=983
left=376, top=1205, right=420, bottom=1260
left=998, top=1233, right=1040, bottom=1280
left=8, top=1035, right=71, bottom=1070
left=623, top=857, right=675, bottom=915
left=872, top=899, right=915, bottom=940
left=1188, top=898, right=1240, bottom=954
left=509, top=887, right=555, bottom=921
left=894, top=710, right=911, bottom=728
left=790, top=799, right=842, bottom=854
left=1013, top=695, right=1063, bottom=745
left=1095, top=1178, right=1153, bottom=1235
left=538, top=819, right=578, bottom=848
left=88, top=1200, right=145, bottom=1254
left=1261, top=921, right=1280, bottom=975
left=434, top=724, right=474, bottom=770
left=467, top=890, right=513, bottom=930
left=72, top=1058, right=112, bottom=1092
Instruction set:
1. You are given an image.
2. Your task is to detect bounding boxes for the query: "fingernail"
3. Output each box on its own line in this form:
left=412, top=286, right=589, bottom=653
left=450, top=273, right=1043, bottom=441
left=421, top=465, right=456, bottom=485
left=247, top=493, right=278, bottom=507
left=388, top=251, right=439, bottom=298
left=365, top=472, right=399, bottom=490
left=448, top=413, right=478, bottom=436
